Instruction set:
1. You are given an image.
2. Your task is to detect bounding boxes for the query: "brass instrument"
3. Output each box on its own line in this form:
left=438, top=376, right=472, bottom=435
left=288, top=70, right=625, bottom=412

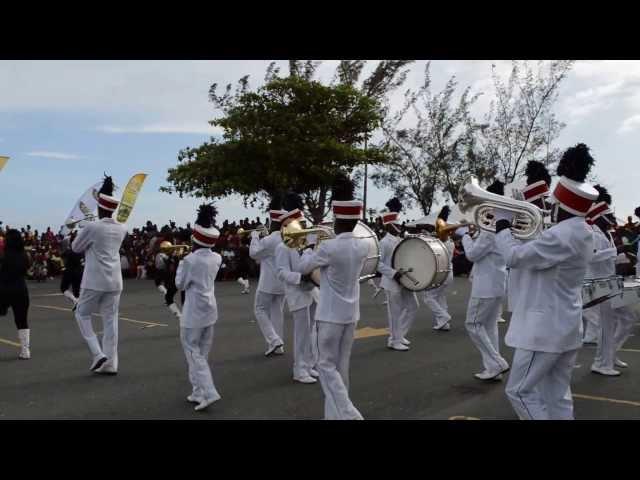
left=458, top=177, right=544, bottom=241
left=237, top=225, right=268, bottom=237
left=435, top=218, right=470, bottom=241
left=159, top=241, right=191, bottom=257
left=65, top=214, right=97, bottom=229
left=281, top=219, right=335, bottom=251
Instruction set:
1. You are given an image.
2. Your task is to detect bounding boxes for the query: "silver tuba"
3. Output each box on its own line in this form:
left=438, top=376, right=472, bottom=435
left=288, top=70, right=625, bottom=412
left=458, top=177, right=544, bottom=240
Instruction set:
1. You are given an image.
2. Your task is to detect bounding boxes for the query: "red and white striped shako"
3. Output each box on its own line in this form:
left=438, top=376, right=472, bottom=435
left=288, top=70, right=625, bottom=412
left=98, top=193, right=119, bottom=212
left=332, top=200, right=363, bottom=220
left=269, top=209, right=288, bottom=222
left=550, top=176, right=598, bottom=217
left=192, top=223, right=220, bottom=247
left=379, top=211, right=400, bottom=225
left=585, top=201, right=612, bottom=224
left=522, top=180, right=550, bottom=203
left=280, top=208, right=305, bottom=224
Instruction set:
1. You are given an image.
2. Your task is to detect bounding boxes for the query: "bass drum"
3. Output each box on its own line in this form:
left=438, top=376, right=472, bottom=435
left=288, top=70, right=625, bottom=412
left=309, top=221, right=380, bottom=286
left=353, top=221, right=380, bottom=283
left=391, top=235, right=450, bottom=291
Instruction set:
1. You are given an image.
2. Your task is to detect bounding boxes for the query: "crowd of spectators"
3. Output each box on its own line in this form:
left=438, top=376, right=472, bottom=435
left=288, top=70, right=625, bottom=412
left=0, top=214, right=479, bottom=284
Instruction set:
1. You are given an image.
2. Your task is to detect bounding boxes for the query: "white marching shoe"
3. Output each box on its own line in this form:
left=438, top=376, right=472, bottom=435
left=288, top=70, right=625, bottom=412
left=433, top=322, right=451, bottom=331
left=591, top=365, right=621, bottom=376
left=387, top=342, right=410, bottom=352
left=615, top=358, right=629, bottom=368
left=187, top=394, right=203, bottom=404
left=194, top=395, right=221, bottom=411
left=474, top=370, right=503, bottom=381
left=498, top=317, right=506, bottom=324
left=157, top=285, right=168, bottom=295
left=90, top=354, right=108, bottom=371
left=265, top=343, right=284, bottom=357
left=401, top=337, right=411, bottom=346
left=274, top=346, right=285, bottom=355
left=18, top=329, right=30, bottom=360
left=168, top=303, right=182, bottom=319
left=309, top=368, right=319, bottom=378
left=293, top=374, right=317, bottom=384
left=96, top=363, right=118, bottom=375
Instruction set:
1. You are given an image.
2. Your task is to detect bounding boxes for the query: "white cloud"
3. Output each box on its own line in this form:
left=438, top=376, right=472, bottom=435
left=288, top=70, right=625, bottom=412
left=26, top=151, right=82, bottom=160
left=618, top=114, right=640, bottom=134
left=96, top=123, right=223, bottom=135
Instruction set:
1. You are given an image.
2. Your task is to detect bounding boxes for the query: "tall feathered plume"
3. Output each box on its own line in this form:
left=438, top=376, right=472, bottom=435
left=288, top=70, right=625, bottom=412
left=331, top=173, right=356, bottom=202
left=282, top=190, right=304, bottom=211
left=525, top=160, right=552, bottom=186
left=99, top=173, right=115, bottom=196
left=486, top=180, right=505, bottom=196
left=437, top=205, right=451, bottom=221
left=556, top=143, right=595, bottom=182
left=268, top=191, right=283, bottom=211
left=385, top=197, right=403, bottom=213
left=593, top=185, right=612, bottom=205
left=196, top=203, right=218, bottom=228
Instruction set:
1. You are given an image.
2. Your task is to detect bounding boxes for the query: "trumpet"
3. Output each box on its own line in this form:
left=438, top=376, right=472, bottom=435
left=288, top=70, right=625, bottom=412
left=281, top=219, right=335, bottom=251
left=237, top=225, right=268, bottom=237
left=458, top=177, right=544, bottom=240
left=159, top=241, right=191, bottom=256
left=65, top=214, right=97, bottom=229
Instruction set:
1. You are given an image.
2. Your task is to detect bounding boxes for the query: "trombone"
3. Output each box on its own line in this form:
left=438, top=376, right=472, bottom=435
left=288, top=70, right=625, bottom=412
left=65, top=214, right=97, bottom=229
left=281, top=219, right=335, bottom=251
left=237, top=225, right=268, bottom=237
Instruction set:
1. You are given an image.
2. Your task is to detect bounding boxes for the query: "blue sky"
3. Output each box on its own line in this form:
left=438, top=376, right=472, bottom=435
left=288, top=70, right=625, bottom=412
left=1, top=60, right=639, bottom=231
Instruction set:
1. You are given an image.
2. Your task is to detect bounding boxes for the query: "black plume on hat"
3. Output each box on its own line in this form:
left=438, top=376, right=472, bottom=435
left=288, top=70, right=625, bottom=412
left=525, top=160, right=552, bottom=186
left=437, top=205, right=451, bottom=221
left=486, top=180, right=505, bottom=196
left=331, top=173, right=355, bottom=202
left=282, top=191, right=304, bottom=211
left=196, top=203, right=218, bottom=228
left=557, top=143, right=595, bottom=183
left=385, top=197, right=403, bottom=213
left=268, top=191, right=283, bottom=211
left=99, top=173, right=115, bottom=196
left=593, top=185, right=612, bottom=205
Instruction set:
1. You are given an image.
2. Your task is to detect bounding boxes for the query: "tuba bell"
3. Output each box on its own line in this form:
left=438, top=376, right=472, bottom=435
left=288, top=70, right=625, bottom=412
left=458, top=177, right=544, bottom=240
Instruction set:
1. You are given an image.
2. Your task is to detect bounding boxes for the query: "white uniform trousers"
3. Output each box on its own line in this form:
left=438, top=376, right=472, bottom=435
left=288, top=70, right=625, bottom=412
left=254, top=291, right=285, bottom=349
left=582, top=305, right=601, bottom=343
left=465, top=296, right=506, bottom=374
left=180, top=326, right=220, bottom=402
left=506, top=348, right=578, bottom=420
left=385, top=289, right=418, bottom=346
left=75, top=288, right=120, bottom=369
left=292, top=306, right=315, bottom=377
left=309, top=303, right=318, bottom=368
left=316, top=321, right=363, bottom=420
left=592, top=300, right=616, bottom=370
left=423, top=282, right=451, bottom=328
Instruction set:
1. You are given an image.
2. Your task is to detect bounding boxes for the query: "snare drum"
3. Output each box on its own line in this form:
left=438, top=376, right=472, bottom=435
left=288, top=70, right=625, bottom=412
left=582, top=275, right=624, bottom=309
left=391, top=234, right=450, bottom=291
left=611, top=278, right=640, bottom=309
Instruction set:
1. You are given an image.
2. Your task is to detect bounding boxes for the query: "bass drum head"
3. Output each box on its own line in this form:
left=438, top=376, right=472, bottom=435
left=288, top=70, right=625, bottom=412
left=352, top=221, right=380, bottom=282
left=392, top=236, right=437, bottom=291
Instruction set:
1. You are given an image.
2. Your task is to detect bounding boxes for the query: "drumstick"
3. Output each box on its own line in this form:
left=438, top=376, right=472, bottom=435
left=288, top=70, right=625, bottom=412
left=398, top=268, right=420, bottom=286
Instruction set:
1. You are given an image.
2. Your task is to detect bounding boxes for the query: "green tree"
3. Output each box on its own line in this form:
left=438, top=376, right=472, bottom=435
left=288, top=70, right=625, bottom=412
left=163, top=61, right=411, bottom=223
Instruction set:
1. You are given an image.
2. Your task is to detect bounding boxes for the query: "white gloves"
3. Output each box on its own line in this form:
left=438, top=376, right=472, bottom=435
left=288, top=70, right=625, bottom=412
left=494, top=208, right=515, bottom=223
left=250, top=230, right=260, bottom=240
left=455, top=227, right=469, bottom=237
left=306, top=233, right=318, bottom=246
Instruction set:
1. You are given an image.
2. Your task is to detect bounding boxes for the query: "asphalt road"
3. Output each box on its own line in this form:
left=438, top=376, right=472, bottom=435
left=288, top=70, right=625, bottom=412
left=1, top=277, right=639, bottom=420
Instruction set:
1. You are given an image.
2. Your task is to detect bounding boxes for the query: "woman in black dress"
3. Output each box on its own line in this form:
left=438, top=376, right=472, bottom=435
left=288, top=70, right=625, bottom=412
left=0, top=229, right=32, bottom=359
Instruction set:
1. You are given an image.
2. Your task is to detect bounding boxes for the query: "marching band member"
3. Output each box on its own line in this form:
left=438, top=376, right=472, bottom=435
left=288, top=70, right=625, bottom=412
left=423, top=206, right=454, bottom=331
left=585, top=190, right=636, bottom=375
left=457, top=181, right=510, bottom=381
left=175, top=204, right=222, bottom=411
left=250, top=193, right=287, bottom=356
left=298, top=174, right=369, bottom=420
left=72, top=175, right=128, bottom=374
left=155, top=239, right=183, bottom=319
left=377, top=197, right=418, bottom=351
left=275, top=192, right=318, bottom=384
left=495, top=143, right=597, bottom=420
left=60, top=230, right=84, bottom=310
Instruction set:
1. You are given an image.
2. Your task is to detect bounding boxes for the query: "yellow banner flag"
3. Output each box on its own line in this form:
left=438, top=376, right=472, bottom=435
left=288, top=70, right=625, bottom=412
left=0, top=156, right=9, bottom=172
left=116, top=173, right=147, bottom=224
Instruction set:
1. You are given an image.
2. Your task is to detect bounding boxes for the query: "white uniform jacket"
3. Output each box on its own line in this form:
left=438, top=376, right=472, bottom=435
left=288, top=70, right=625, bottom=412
left=250, top=231, right=285, bottom=295
left=275, top=242, right=314, bottom=312
left=72, top=218, right=128, bottom=292
left=298, top=232, right=369, bottom=324
left=377, top=233, right=402, bottom=294
left=175, top=248, right=222, bottom=329
left=462, top=230, right=507, bottom=298
left=585, top=226, right=617, bottom=279
left=496, top=217, right=594, bottom=353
